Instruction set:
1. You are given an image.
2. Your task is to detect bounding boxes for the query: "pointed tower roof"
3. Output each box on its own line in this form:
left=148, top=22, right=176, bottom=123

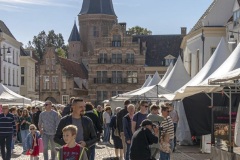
left=68, top=21, right=80, bottom=42
left=79, top=0, right=116, bottom=15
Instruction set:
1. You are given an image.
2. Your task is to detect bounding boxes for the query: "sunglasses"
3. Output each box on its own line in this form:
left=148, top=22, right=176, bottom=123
left=30, top=128, right=35, bottom=130
left=2, top=108, right=8, bottom=110
left=44, top=104, right=49, bottom=106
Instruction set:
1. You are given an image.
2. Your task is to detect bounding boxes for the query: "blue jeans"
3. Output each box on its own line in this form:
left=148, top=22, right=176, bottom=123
left=125, top=143, right=130, bottom=160
left=0, top=134, right=12, bottom=160
left=42, top=134, right=56, bottom=160
left=89, top=144, right=95, bottom=160
left=160, top=151, right=170, bottom=160
left=20, top=129, right=29, bottom=152
left=103, top=123, right=110, bottom=142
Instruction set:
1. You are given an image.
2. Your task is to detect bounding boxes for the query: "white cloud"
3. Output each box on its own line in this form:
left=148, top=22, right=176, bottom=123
left=0, top=0, right=79, bottom=8
left=0, top=4, right=27, bottom=12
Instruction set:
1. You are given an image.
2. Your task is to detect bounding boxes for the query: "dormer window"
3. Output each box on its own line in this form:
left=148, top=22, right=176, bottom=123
left=164, top=54, right=176, bottom=66
left=112, top=35, right=121, bottom=47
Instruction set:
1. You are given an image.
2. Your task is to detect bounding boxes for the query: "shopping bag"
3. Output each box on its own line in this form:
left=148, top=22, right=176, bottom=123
left=38, top=138, right=43, bottom=153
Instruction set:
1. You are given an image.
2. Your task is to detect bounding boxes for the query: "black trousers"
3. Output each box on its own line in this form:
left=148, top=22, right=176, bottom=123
left=0, top=134, right=12, bottom=160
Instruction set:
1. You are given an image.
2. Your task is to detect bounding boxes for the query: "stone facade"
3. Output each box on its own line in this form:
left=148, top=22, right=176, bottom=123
left=87, top=24, right=145, bottom=104
left=78, top=14, right=117, bottom=54
left=38, top=47, right=88, bottom=104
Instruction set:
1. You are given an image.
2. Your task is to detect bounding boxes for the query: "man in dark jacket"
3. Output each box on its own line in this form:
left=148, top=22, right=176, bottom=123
left=32, top=107, right=41, bottom=130
left=61, top=97, right=75, bottom=117
left=85, top=103, right=103, bottom=160
left=116, top=100, right=130, bottom=157
left=54, top=98, right=98, bottom=157
left=130, top=119, right=159, bottom=160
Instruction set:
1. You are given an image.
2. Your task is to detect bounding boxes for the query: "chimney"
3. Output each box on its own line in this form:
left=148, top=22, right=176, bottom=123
left=181, top=27, right=187, bottom=35
left=119, top=22, right=126, bottom=31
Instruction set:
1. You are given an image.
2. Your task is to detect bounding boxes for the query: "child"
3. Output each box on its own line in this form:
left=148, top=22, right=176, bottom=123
left=58, top=125, right=88, bottom=160
left=160, top=133, right=171, bottom=160
left=25, top=124, right=41, bottom=160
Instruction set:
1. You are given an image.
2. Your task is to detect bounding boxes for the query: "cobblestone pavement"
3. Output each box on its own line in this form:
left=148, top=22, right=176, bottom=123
left=0, top=143, right=211, bottom=160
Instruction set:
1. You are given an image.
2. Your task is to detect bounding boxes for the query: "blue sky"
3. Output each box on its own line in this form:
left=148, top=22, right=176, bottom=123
left=0, top=0, right=213, bottom=46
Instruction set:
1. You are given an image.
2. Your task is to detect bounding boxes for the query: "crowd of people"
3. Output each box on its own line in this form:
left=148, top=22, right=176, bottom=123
left=0, top=98, right=179, bottom=160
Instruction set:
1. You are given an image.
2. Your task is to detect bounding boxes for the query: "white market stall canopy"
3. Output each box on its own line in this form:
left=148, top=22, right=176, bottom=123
left=160, top=37, right=230, bottom=100
left=0, top=83, right=31, bottom=105
left=31, top=100, right=45, bottom=107
left=160, top=55, right=191, bottom=92
left=209, top=68, right=240, bottom=83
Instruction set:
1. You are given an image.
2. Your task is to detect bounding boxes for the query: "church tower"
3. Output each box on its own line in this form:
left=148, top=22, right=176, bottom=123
left=78, top=0, right=117, bottom=55
left=68, top=21, right=82, bottom=62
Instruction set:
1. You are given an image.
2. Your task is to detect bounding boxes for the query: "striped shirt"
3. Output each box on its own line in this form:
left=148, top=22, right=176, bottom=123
left=161, top=116, right=174, bottom=139
left=0, top=113, right=16, bottom=136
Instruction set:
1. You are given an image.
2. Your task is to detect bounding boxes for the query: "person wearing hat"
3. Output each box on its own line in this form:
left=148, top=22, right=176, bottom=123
left=130, top=119, right=159, bottom=160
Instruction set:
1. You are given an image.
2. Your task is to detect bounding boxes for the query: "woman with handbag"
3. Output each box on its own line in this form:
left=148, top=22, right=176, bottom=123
left=26, top=124, right=41, bottom=160
left=110, top=107, right=123, bottom=160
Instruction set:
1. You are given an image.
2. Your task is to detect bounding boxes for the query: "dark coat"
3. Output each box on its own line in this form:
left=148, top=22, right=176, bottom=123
left=61, top=104, right=71, bottom=117
left=32, top=111, right=41, bottom=129
left=116, top=107, right=128, bottom=132
left=85, top=111, right=103, bottom=134
left=54, top=115, right=98, bottom=148
left=130, top=127, right=158, bottom=160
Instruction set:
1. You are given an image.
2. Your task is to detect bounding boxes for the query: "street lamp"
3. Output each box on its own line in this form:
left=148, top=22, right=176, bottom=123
left=0, top=47, right=11, bottom=83
left=201, top=29, right=205, bottom=68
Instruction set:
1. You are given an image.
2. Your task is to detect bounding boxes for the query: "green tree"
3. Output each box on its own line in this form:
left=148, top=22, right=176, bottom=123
left=127, top=26, right=152, bottom=35
left=31, top=30, right=67, bottom=59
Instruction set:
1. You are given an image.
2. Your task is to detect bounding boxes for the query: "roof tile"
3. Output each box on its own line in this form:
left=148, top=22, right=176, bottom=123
left=58, top=57, right=88, bottom=79
left=133, top=35, right=183, bottom=66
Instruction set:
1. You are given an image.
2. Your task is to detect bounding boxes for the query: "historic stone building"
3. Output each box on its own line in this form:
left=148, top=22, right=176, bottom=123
left=38, top=47, right=88, bottom=104
left=66, top=0, right=184, bottom=104
left=88, top=23, right=145, bottom=104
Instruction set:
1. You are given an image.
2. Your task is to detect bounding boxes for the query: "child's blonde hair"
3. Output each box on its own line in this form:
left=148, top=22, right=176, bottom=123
left=29, top=124, right=37, bottom=131
left=62, top=125, right=78, bottom=136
